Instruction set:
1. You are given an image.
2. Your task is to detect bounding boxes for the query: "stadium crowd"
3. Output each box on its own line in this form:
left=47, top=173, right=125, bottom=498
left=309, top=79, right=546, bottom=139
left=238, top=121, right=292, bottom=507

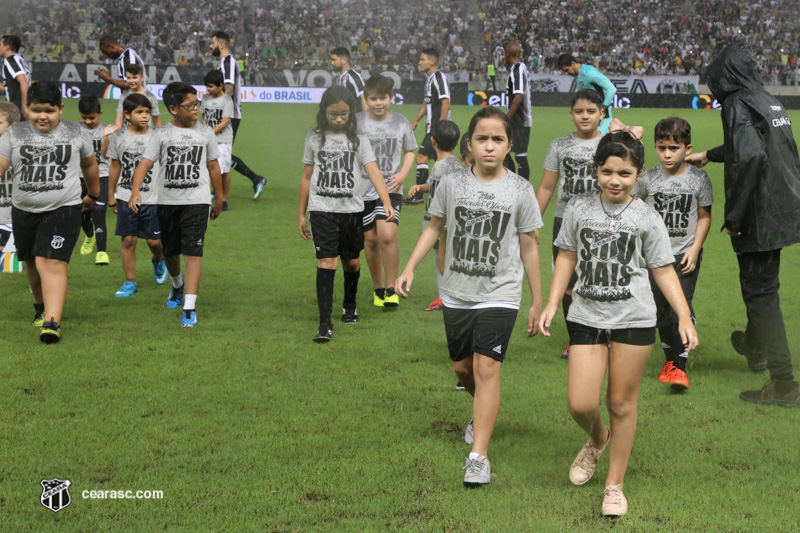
left=6, top=0, right=800, bottom=84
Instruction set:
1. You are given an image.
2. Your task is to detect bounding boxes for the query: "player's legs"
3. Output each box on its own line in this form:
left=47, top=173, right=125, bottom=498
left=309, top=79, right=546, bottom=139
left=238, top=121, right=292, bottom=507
left=24, top=259, right=44, bottom=305
left=470, top=353, right=501, bottom=458
left=453, top=355, right=476, bottom=395
left=376, top=218, right=399, bottom=290
left=363, top=226, right=384, bottom=291
left=120, top=235, right=138, bottom=280
left=35, top=257, right=69, bottom=323
left=93, top=177, right=109, bottom=258
left=230, top=118, right=266, bottom=189
left=567, top=342, right=610, bottom=447
left=408, top=139, right=434, bottom=204
left=146, top=239, right=164, bottom=261
left=222, top=172, right=231, bottom=204
left=183, top=255, right=202, bottom=296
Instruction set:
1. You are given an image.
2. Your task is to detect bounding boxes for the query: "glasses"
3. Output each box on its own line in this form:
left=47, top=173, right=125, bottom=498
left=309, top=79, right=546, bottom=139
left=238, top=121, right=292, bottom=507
left=177, top=101, right=201, bottom=110
left=326, top=111, right=350, bottom=119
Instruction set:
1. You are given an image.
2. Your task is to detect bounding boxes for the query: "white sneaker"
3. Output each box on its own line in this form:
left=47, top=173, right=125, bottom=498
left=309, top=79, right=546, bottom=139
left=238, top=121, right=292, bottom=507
left=569, top=428, right=611, bottom=485
left=463, top=455, right=490, bottom=487
left=464, top=417, right=474, bottom=444
left=602, top=484, right=628, bottom=517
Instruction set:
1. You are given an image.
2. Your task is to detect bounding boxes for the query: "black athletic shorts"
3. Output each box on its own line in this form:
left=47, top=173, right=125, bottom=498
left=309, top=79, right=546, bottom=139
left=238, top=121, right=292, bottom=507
left=157, top=204, right=209, bottom=257
left=552, top=216, right=578, bottom=290
left=363, top=193, right=402, bottom=230
left=443, top=306, right=518, bottom=363
left=419, top=133, right=438, bottom=160
left=309, top=211, right=364, bottom=260
left=510, top=124, right=530, bottom=155
left=566, top=320, right=656, bottom=346
left=0, top=227, right=11, bottom=247
left=116, top=202, right=161, bottom=239
left=11, top=205, right=82, bottom=263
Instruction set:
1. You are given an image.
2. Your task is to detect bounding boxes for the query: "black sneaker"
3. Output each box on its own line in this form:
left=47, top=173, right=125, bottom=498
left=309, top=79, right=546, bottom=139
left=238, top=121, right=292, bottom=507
left=222, top=201, right=230, bottom=212
left=313, top=323, right=333, bottom=343
left=383, top=287, right=399, bottom=308
left=342, top=304, right=358, bottom=324
left=40, top=319, right=61, bottom=344
left=731, top=331, right=767, bottom=372
left=403, top=196, right=424, bottom=205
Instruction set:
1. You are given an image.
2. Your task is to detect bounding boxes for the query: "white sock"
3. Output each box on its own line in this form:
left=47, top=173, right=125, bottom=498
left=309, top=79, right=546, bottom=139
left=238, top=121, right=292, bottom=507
left=468, top=452, right=484, bottom=461
left=171, top=273, right=183, bottom=288
left=184, top=294, right=197, bottom=310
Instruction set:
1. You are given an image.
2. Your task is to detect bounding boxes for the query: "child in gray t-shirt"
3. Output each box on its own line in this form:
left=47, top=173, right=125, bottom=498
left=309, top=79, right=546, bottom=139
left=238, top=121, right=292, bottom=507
left=540, top=131, right=699, bottom=517
left=200, top=70, right=235, bottom=210
left=633, top=117, right=713, bottom=389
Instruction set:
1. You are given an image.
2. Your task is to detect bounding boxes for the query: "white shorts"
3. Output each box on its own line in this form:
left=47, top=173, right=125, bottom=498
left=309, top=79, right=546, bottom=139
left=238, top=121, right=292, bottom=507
left=217, top=142, right=233, bottom=174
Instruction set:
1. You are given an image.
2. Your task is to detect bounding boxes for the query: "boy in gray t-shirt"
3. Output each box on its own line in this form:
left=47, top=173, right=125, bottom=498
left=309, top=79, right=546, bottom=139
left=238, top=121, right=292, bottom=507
left=129, top=82, right=223, bottom=328
left=78, top=96, right=112, bottom=265
left=200, top=70, right=236, bottom=210
left=0, top=102, right=20, bottom=253
left=114, top=64, right=161, bottom=128
left=633, top=117, right=713, bottom=389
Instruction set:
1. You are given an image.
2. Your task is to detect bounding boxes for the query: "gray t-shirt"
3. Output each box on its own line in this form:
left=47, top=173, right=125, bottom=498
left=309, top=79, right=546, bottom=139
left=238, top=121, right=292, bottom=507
left=356, top=111, right=417, bottom=201
left=302, top=130, right=376, bottom=213
left=543, top=133, right=602, bottom=218
left=200, top=94, right=235, bottom=145
left=80, top=123, right=110, bottom=178
left=429, top=167, right=543, bottom=303
left=143, top=123, right=220, bottom=206
left=634, top=164, right=714, bottom=255
left=425, top=155, right=462, bottom=222
left=554, top=195, right=675, bottom=328
left=107, top=128, right=158, bottom=204
left=0, top=168, right=11, bottom=224
left=116, top=89, right=160, bottom=126
left=0, top=121, right=92, bottom=213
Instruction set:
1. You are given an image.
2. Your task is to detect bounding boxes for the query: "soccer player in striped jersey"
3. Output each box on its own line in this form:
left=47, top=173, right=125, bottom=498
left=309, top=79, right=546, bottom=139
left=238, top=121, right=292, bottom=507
left=98, top=36, right=146, bottom=90
left=330, top=47, right=366, bottom=112
left=505, top=43, right=532, bottom=180
left=0, top=35, right=31, bottom=117
left=407, top=48, right=450, bottom=205
left=210, top=31, right=267, bottom=199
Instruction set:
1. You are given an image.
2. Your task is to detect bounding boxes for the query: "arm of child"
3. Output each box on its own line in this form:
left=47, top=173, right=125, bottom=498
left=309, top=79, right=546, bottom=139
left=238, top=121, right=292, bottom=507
left=0, top=156, right=10, bottom=176
left=207, top=159, right=223, bottom=219
left=536, top=169, right=559, bottom=215
left=364, top=161, right=395, bottom=221
left=538, top=249, right=578, bottom=336
left=396, top=215, right=446, bottom=297
left=214, top=117, right=230, bottom=136
left=108, top=159, right=121, bottom=213
left=298, top=164, right=313, bottom=240
left=80, top=155, right=100, bottom=211
left=115, top=112, right=124, bottom=128
left=437, top=229, right=447, bottom=274
left=411, top=102, right=426, bottom=131
left=519, top=230, right=543, bottom=338
left=651, top=265, right=699, bottom=351
left=681, top=205, right=711, bottom=273
left=153, top=116, right=162, bottom=128
left=386, top=150, right=415, bottom=194
left=408, top=182, right=429, bottom=198
left=129, top=158, right=154, bottom=213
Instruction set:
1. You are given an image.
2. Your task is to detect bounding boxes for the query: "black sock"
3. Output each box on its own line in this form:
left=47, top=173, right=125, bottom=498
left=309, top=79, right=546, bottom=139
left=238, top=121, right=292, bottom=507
left=516, top=155, right=530, bottom=180
left=34, top=302, right=44, bottom=315
left=561, top=293, right=573, bottom=321
left=343, top=269, right=360, bottom=307
left=670, top=326, right=688, bottom=371
left=672, top=352, right=688, bottom=372
left=317, top=268, right=336, bottom=325
left=81, top=210, right=94, bottom=237
left=375, top=288, right=386, bottom=299
left=92, top=206, right=107, bottom=252
left=231, top=154, right=259, bottom=184
left=414, top=165, right=428, bottom=200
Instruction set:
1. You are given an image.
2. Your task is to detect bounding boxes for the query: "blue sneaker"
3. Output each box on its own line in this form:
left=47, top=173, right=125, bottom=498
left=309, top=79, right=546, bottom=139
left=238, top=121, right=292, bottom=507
left=181, top=309, right=198, bottom=327
left=153, top=260, right=168, bottom=285
left=166, top=284, right=184, bottom=309
left=253, top=177, right=266, bottom=200
left=115, top=280, right=138, bottom=298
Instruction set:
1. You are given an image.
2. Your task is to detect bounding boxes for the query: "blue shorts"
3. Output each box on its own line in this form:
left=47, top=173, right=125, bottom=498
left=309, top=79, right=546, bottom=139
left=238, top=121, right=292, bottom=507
left=115, top=202, right=161, bottom=240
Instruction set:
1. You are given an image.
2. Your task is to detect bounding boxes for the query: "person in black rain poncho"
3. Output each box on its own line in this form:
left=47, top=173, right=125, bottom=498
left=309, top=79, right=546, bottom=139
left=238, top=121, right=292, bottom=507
left=688, top=40, right=800, bottom=407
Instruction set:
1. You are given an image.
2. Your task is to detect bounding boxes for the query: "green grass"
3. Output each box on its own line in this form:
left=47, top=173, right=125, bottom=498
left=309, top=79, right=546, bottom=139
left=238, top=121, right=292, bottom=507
left=1, top=101, right=799, bottom=531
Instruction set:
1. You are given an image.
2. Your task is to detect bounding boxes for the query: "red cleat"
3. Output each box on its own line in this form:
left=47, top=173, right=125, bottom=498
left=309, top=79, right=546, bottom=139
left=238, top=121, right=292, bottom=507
left=658, top=361, right=674, bottom=383
left=425, top=298, right=443, bottom=311
left=669, top=367, right=690, bottom=390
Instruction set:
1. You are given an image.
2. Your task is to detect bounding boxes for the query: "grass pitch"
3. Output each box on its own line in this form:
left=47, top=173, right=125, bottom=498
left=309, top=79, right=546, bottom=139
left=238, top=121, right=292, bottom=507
left=1, top=100, right=799, bottom=531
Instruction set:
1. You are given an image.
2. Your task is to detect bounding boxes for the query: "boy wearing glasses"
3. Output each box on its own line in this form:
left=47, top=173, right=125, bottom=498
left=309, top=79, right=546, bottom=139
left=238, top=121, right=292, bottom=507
left=128, top=82, right=224, bottom=327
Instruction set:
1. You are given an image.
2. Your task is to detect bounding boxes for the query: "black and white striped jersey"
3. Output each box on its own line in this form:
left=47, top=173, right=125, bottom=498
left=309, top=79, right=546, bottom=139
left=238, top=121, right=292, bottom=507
left=424, top=70, right=450, bottom=133
left=117, top=48, right=145, bottom=81
left=219, top=54, right=242, bottom=119
left=506, top=62, right=531, bottom=127
left=338, top=68, right=365, bottom=102
left=2, top=53, right=31, bottom=110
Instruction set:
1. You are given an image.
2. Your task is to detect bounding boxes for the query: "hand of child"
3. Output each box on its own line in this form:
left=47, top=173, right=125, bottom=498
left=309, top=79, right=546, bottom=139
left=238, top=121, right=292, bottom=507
left=383, top=202, right=395, bottom=221
left=386, top=174, right=405, bottom=193
left=411, top=120, right=418, bottom=131
left=103, top=124, right=121, bottom=137
left=81, top=195, right=96, bottom=212
left=407, top=185, right=420, bottom=198
left=128, top=192, right=141, bottom=213
left=110, top=204, right=118, bottom=215
left=538, top=303, right=559, bottom=337
left=210, top=199, right=222, bottom=220
left=527, top=304, right=540, bottom=338
left=680, top=249, right=700, bottom=273
left=298, top=215, right=311, bottom=240
left=395, top=271, right=414, bottom=298
left=678, top=317, right=699, bottom=352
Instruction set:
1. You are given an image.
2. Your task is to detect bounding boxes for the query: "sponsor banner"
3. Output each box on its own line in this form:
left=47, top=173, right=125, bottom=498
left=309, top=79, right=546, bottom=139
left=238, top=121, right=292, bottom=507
left=528, top=74, right=699, bottom=95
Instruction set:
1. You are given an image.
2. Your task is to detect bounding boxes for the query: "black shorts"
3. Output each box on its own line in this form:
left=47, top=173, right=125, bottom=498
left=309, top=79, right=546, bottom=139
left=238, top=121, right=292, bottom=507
left=419, top=133, right=438, bottom=160
left=116, top=202, right=161, bottom=239
left=363, top=193, right=402, bottom=230
left=157, top=204, right=209, bottom=257
left=510, top=124, right=530, bottom=155
left=552, top=216, right=578, bottom=290
left=566, top=320, right=656, bottom=346
left=231, top=118, right=241, bottom=140
left=309, top=211, right=364, bottom=260
left=0, top=227, right=10, bottom=247
left=443, top=306, right=518, bottom=362
left=11, top=205, right=82, bottom=263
